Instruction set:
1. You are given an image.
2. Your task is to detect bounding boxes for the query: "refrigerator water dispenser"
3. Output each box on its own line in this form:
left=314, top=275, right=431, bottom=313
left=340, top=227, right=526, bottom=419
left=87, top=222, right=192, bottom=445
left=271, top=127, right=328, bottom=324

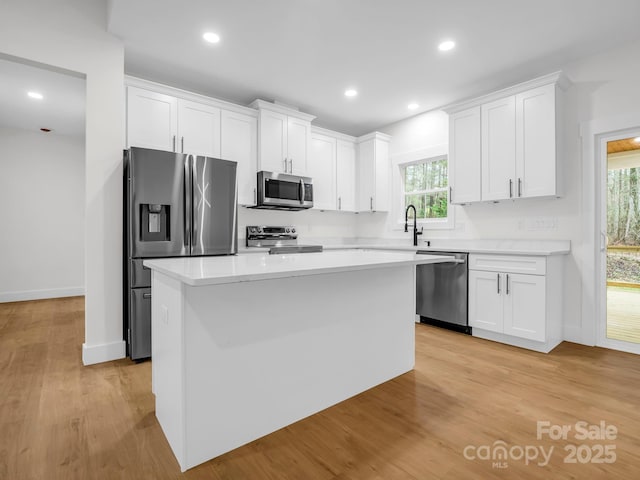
left=140, top=204, right=170, bottom=241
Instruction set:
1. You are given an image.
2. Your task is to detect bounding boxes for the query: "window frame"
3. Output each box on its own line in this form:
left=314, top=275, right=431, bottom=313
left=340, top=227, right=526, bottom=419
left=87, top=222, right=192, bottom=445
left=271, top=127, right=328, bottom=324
left=391, top=146, right=454, bottom=230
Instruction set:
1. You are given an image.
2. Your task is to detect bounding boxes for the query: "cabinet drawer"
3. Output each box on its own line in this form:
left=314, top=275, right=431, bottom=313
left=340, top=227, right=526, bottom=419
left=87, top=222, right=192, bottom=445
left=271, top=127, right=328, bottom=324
left=469, top=254, right=546, bottom=275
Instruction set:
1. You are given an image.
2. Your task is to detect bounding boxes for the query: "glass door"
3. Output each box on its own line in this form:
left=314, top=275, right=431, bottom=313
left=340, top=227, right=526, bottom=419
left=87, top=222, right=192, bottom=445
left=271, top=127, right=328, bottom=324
left=605, top=136, right=640, bottom=345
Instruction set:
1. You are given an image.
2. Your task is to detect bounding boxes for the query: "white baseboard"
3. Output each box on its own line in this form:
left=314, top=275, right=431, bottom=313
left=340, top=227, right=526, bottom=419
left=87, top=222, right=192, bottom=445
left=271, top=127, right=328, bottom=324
left=563, top=324, right=591, bottom=346
left=82, top=340, right=126, bottom=365
left=0, top=287, right=85, bottom=303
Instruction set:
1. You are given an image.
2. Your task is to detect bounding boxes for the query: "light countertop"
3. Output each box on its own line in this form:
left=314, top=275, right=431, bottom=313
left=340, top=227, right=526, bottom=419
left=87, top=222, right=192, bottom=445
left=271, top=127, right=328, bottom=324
left=144, top=249, right=454, bottom=286
left=239, top=239, right=571, bottom=256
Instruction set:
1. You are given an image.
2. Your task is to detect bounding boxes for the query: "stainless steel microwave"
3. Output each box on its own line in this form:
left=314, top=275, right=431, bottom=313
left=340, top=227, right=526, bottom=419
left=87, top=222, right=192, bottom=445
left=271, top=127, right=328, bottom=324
left=255, top=171, right=313, bottom=210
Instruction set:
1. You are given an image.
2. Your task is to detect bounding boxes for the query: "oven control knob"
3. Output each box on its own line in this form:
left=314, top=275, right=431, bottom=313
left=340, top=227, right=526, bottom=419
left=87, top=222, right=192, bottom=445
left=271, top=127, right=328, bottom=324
left=291, top=228, right=296, bottom=234
left=285, top=228, right=290, bottom=233
left=257, top=227, right=263, bottom=233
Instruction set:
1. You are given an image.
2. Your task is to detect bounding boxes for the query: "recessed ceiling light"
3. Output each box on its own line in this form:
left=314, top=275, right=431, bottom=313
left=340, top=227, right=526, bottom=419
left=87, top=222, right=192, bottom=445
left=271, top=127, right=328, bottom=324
left=27, top=91, right=43, bottom=100
left=203, top=32, right=220, bottom=44
left=408, top=103, right=419, bottom=110
left=344, top=89, right=358, bottom=97
left=438, top=40, right=456, bottom=52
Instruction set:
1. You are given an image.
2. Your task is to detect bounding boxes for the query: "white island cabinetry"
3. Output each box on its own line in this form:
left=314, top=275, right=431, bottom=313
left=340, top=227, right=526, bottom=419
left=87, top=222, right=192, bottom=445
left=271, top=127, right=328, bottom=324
left=145, top=250, right=452, bottom=471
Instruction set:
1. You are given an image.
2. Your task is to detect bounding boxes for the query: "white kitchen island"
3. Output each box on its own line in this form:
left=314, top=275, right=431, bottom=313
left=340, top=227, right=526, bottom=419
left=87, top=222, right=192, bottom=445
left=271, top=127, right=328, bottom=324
left=144, top=249, right=452, bottom=471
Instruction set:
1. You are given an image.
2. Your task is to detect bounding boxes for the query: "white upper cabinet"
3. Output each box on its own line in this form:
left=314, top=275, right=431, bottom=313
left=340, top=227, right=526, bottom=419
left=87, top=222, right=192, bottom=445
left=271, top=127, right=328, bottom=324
left=445, top=72, right=568, bottom=204
left=177, top=100, right=221, bottom=158
left=127, top=86, right=177, bottom=151
left=515, top=84, right=558, bottom=198
left=481, top=96, right=516, bottom=201
left=449, top=106, right=481, bottom=204
left=309, top=132, right=337, bottom=210
left=221, top=110, right=258, bottom=206
left=127, top=86, right=222, bottom=158
left=357, top=132, right=390, bottom=212
left=287, top=117, right=312, bottom=176
left=251, top=100, right=315, bottom=176
left=336, top=140, right=356, bottom=212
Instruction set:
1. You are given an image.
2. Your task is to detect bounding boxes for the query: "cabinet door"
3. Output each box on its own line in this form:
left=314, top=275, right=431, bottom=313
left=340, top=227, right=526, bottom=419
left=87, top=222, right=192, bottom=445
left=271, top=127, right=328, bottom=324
left=469, top=270, right=503, bottom=333
left=178, top=100, right=221, bottom=157
left=259, top=110, right=288, bottom=173
left=357, top=140, right=375, bottom=211
left=127, top=86, right=177, bottom=151
left=374, top=138, right=390, bottom=211
left=287, top=117, right=310, bottom=176
left=336, top=140, right=356, bottom=211
left=449, top=107, right=481, bottom=203
left=516, top=84, right=556, bottom=198
left=481, top=96, right=516, bottom=201
left=503, top=273, right=546, bottom=341
left=221, top=110, right=257, bottom=206
left=309, top=133, right=337, bottom=210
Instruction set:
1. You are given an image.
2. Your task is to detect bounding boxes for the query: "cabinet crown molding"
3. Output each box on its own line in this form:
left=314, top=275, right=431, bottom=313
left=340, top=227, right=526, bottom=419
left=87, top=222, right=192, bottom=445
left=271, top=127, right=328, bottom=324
left=311, top=125, right=357, bottom=143
left=442, top=71, right=571, bottom=114
left=250, top=99, right=316, bottom=122
left=356, top=131, right=391, bottom=143
left=125, top=75, right=258, bottom=117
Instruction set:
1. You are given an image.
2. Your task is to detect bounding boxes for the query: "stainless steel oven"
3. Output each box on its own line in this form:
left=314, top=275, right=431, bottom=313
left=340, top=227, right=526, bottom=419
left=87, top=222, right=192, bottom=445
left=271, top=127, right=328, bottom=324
left=255, top=171, right=313, bottom=210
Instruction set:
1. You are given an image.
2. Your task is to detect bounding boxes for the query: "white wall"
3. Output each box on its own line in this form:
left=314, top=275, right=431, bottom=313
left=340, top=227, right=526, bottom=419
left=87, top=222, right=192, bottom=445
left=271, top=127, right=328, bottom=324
left=0, top=128, right=85, bottom=301
left=360, top=38, right=640, bottom=346
left=0, top=0, right=125, bottom=364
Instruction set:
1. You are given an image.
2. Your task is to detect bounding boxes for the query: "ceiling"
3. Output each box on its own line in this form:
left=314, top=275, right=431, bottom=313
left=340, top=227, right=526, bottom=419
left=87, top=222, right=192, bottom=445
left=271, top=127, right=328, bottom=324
left=608, top=137, right=640, bottom=155
left=0, top=56, right=85, bottom=137
left=108, top=0, right=640, bottom=136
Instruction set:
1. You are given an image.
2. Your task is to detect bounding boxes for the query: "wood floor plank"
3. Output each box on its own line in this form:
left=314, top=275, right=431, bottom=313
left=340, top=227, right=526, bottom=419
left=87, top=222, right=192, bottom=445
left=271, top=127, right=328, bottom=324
left=1, top=297, right=639, bottom=479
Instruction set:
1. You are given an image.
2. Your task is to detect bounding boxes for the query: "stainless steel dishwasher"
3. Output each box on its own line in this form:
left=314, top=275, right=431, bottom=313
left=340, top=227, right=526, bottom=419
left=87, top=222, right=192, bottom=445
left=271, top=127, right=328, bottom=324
left=416, top=251, right=470, bottom=334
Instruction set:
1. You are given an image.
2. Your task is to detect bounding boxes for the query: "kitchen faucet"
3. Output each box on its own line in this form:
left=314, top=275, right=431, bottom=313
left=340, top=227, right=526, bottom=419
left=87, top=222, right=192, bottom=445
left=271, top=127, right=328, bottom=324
left=404, top=204, right=423, bottom=246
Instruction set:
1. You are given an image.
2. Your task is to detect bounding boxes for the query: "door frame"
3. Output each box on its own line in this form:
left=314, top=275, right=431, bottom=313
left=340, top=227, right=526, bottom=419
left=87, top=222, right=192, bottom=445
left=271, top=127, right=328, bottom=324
left=582, top=113, right=640, bottom=354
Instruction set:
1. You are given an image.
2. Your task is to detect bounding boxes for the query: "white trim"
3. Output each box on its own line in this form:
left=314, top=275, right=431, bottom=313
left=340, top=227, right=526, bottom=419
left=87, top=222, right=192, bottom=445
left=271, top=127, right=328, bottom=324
left=356, top=131, right=392, bottom=143
left=82, top=340, right=126, bottom=365
left=249, top=99, right=316, bottom=122
left=581, top=111, right=640, bottom=351
left=443, top=71, right=570, bottom=114
left=310, top=125, right=356, bottom=143
left=125, top=75, right=258, bottom=117
left=0, top=287, right=85, bottom=303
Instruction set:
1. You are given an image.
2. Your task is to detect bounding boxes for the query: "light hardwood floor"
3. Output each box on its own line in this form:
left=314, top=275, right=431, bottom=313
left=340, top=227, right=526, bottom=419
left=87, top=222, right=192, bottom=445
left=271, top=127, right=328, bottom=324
left=1, top=297, right=639, bottom=479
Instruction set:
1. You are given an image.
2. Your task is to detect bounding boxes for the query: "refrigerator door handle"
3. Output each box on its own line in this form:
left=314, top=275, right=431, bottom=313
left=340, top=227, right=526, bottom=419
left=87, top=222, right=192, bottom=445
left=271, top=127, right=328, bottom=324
left=184, top=156, right=191, bottom=249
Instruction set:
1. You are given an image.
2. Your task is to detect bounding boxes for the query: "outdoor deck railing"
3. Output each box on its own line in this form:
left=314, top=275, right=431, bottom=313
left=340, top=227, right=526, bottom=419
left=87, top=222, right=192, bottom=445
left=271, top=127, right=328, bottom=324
left=608, top=245, right=640, bottom=289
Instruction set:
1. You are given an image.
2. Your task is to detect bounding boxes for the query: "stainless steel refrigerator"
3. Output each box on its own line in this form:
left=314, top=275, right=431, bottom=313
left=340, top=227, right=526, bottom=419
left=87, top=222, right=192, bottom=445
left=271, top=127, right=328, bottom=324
left=123, top=147, right=238, bottom=360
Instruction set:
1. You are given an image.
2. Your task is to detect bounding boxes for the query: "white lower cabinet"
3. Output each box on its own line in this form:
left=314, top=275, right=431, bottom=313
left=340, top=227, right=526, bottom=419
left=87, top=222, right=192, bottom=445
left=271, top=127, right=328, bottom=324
left=469, top=254, right=562, bottom=352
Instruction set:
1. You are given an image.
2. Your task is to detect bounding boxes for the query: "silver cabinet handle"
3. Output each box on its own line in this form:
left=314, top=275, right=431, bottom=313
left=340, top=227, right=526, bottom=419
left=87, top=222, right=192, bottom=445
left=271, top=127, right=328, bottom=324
left=143, top=293, right=152, bottom=299
left=338, top=196, right=342, bottom=210
left=506, top=274, right=510, bottom=295
left=449, top=186, right=453, bottom=204
left=497, top=273, right=501, bottom=294
left=172, top=135, right=176, bottom=152
left=370, top=196, right=373, bottom=211
left=181, top=136, right=184, bottom=153
left=283, top=158, right=287, bottom=172
left=253, top=188, right=257, bottom=205
left=518, top=178, right=522, bottom=197
left=509, top=179, right=513, bottom=198
left=289, top=158, right=293, bottom=173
